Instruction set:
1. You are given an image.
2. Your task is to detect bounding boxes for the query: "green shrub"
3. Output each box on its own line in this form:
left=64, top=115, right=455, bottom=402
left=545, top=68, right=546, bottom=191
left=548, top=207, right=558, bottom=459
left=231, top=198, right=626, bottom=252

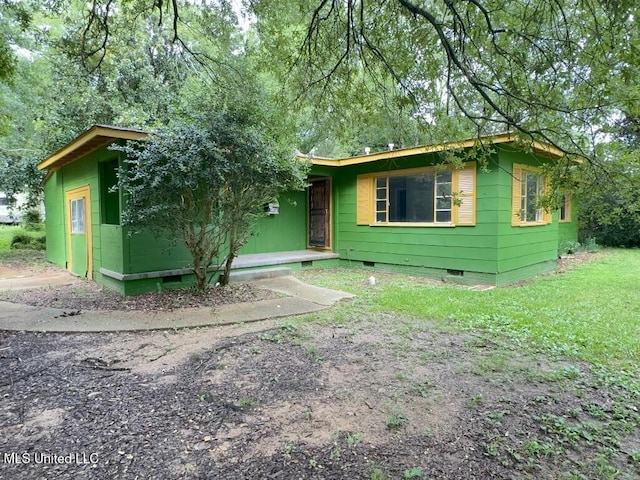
left=10, top=233, right=46, bottom=250
left=10, top=234, right=31, bottom=249
left=22, top=210, right=44, bottom=231
left=559, top=241, right=581, bottom=255
left=34, top=235, right=46, bottom=249
left=584, top=237, right=600, bottom=253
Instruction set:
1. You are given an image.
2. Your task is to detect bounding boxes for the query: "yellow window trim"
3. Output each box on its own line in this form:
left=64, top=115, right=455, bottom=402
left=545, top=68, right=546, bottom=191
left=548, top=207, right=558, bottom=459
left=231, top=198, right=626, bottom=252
left=559, top=194, right=572, bottom=223
left=511, top=163, right=552, bottom=227
left=370, top=222, right=455, bottom=228
left=356, top=162, right=476, bottom=227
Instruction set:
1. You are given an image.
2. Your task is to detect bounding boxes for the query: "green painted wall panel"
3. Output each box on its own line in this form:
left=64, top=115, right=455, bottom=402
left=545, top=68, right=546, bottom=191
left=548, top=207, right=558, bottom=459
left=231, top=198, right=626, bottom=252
left=125, top=229, right=194, bottom=274
left=100, top=225, right=124, bottom=272
left=241, top=191, right=307, bottom=254
left=93, top=272, right=125, bottom=295
left=45, top=145, right=125, bottom=279
left=44, top=139, right=570, bottom=292
left=337, top=259, right=499, bottom=285
left=44, top=171, right=66, bottom=267
left=337, top=229, right=498, bottom=249
left=494, top=149, right=560, bottom=275
left=558, top=198, right=578, bottom=247
left=496, top=260, right=556, bottom=286
left=69, top=234, right=88, bottom=276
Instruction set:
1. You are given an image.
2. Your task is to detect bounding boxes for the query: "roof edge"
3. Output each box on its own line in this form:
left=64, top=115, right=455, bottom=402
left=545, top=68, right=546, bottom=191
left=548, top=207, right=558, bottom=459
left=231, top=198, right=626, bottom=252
left=302, top=133, right=565, bottom=167
left=37, top=125, right=148, bottom=172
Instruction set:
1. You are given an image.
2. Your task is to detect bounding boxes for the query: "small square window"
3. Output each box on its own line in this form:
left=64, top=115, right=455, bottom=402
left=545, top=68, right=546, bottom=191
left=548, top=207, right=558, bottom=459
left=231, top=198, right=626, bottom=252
left=70, top=198, right=86, bottom=234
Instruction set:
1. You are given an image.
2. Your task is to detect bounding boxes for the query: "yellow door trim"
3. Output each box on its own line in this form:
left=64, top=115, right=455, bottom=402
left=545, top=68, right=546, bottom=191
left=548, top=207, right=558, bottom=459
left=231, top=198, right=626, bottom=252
left=64, top=185, right=93, bottom=279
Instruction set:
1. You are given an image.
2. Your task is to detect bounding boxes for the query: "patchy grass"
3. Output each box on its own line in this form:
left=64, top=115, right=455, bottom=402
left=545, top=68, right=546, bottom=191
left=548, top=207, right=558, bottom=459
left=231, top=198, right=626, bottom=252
left=0, top=224, right=45, bottom=254
left=293, top=249, right=640, bottom=478
left=298, top=249, right=640, bottom=367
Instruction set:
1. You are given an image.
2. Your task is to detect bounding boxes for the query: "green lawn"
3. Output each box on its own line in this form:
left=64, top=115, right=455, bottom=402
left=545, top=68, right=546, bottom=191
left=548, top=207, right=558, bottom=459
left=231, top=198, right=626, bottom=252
left=298, top=249, right=640, bottom=368
left=0, top=225, right=48, bottom=268
left=0, top=224, right=45, bottom=252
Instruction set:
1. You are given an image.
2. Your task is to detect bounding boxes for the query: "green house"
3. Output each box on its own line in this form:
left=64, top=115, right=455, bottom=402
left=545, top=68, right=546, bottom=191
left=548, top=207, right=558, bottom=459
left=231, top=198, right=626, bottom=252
left=38, top=126, right=577, bottom=294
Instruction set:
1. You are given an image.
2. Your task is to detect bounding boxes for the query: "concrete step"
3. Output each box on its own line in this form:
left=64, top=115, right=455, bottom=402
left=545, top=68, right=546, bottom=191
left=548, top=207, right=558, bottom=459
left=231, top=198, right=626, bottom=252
left=227, top=267, right=293, bottom=283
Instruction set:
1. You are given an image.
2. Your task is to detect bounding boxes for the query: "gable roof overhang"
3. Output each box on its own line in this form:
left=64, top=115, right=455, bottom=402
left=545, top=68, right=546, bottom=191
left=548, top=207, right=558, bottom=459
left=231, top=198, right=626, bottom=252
left=304, top=133, right=565, bottom=167
left=37, top=125, right=148, bottom=173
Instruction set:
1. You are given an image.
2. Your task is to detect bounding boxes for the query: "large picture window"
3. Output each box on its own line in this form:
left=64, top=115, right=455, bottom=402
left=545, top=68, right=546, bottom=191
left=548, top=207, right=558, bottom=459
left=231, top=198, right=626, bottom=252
left=356, top=163, right=476, bottom=227
left=374, top=171, right=452, bottom=224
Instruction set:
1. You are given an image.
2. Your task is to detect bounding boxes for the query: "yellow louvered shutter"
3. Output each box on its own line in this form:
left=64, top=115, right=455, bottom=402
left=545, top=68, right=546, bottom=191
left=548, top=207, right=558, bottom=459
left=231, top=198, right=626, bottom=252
left=511, top=164, right=523, bottom=226
left=542, top=176, right=552, bottom=224
left=356, top=174, right=372, bottom=225
left=454, top=162, right=476, bottom=226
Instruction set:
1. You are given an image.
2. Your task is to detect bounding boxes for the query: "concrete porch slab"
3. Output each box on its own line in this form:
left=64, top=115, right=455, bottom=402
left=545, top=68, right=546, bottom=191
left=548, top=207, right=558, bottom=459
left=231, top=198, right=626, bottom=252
left=228, top=267, right=293, bottom=283
left=231, top=250, right=339, bottom=269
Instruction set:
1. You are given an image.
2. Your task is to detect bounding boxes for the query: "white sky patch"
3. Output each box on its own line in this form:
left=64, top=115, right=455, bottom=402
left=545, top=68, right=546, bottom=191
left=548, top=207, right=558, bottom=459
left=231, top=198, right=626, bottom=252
left=10, top=44, right=36, bottom=61
left=232, top=0, right=255, bottom=32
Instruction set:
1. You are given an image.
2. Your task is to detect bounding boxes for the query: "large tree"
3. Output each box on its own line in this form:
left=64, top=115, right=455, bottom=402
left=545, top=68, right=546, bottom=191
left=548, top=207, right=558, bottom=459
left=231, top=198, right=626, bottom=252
left=5, top=0, right=640, bottom=239
left=0, top=0, right=243, bottom=202
left=64, top=1, right=638, bottom=159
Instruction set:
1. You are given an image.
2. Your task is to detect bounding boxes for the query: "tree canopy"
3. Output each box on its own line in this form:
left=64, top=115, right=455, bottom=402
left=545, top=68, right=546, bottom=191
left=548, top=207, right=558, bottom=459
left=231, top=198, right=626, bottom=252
left=1, top=0, right=639, bottom=243
left=48, top=0, right=639, bottom=159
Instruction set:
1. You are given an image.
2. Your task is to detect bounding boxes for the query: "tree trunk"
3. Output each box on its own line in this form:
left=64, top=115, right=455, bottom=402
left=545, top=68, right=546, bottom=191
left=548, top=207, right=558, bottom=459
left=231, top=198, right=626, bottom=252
left=221, top=227, right=237, bottom=286
left=191, top=243, right=207, bottom=294
left=193, top=266, right=207, bottom=294
left=221, top=251, right=235, bottom=287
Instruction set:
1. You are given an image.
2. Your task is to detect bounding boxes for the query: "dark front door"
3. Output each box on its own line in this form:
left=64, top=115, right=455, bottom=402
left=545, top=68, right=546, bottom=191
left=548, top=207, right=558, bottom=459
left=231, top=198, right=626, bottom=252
left=308, top=179, right=331, bottom=248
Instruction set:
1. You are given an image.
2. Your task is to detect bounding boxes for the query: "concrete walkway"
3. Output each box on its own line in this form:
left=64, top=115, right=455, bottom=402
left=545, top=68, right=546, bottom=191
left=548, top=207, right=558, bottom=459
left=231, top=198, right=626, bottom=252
left=0, top=275, right=355, bottom=333
left=0, top=270, right=79, bottom=290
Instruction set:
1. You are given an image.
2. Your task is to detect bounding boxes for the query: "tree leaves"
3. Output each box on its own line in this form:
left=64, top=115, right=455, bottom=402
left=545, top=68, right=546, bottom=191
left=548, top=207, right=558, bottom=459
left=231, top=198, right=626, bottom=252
left=114, top=110, right=308, bottom=292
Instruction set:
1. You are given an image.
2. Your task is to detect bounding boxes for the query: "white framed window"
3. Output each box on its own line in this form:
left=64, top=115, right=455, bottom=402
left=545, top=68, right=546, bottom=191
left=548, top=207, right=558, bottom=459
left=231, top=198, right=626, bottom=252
left=373, top=170, right=453, bottom=224
left=70, top=198, right=85, bottom=234
left=357, top=163, right=476, bottom=227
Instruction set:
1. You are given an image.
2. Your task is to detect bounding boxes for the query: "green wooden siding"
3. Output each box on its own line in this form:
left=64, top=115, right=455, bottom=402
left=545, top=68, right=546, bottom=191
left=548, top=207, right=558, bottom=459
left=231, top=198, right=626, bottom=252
left=495, top=149, right=559, bottom=281
left=325, top=147, right=568, bottom=284
left=99, top=225, right=124, bottom=272
left=558, top=197, right=579, bottom=247
left=328, top=153, right=500, bottom=279
left=44, top=139, right=575, bottom=293
left=125, top=228, right=193, bottom=274
left=123, top=190, right=308, bottom=274
left=69, top=233, right=88, bottom=276
left=44, top=145, right=124, bottom=280
left=99, top=158, right=120, bottom=225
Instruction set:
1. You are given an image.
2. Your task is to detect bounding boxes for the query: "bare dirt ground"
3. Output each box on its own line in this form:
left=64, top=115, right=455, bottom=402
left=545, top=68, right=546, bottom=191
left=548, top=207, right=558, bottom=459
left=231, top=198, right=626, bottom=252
left=1, top=315, right=638, bottom=479
left=0, top=280, right=281, bottom=311
left=0, top=250, right=281, bottom=311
